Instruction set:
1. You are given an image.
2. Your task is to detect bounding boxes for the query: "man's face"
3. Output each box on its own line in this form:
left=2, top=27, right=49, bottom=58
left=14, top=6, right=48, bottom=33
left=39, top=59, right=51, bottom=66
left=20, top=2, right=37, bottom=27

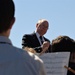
left=36, top=21, right=49, bottom=36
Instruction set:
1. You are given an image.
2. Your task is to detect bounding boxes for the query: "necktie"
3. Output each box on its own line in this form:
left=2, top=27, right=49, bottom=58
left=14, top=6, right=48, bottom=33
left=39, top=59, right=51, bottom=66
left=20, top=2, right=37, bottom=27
left=40, top=36, right=43, bottom=44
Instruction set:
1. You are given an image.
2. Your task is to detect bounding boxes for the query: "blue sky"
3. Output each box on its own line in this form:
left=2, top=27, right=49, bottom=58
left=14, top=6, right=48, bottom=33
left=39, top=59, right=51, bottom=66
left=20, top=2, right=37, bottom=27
left=10, top=0, right=75, bottom=48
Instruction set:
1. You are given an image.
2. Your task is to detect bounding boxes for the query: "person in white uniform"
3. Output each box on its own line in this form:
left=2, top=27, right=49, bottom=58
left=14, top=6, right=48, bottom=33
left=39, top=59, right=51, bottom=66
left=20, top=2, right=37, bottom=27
left=0, top=0, right=46, bottom=75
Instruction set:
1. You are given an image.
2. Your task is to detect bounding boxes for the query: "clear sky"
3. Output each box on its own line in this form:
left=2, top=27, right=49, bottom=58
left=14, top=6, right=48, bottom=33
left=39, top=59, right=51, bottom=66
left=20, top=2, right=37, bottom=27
left=10, top=0, right=75, bottom=48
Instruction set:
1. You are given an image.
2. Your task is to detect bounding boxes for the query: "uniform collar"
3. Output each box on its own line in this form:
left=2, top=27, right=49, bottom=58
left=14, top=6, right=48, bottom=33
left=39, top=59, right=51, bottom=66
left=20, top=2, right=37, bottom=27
left=0, top=36, right=12, bottom=45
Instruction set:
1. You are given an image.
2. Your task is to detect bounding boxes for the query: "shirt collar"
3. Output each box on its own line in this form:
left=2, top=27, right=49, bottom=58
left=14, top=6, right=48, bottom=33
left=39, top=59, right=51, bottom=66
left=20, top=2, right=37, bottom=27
left=35, top=31, right=40, bottom=37
left=0, top=36, right=12, bottom=45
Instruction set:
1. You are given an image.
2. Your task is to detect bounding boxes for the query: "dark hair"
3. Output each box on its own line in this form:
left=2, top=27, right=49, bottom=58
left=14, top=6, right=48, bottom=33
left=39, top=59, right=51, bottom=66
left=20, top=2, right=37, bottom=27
left=52, top=35, right=75, bottom=52
left=0, top=0, right=15, bottom=33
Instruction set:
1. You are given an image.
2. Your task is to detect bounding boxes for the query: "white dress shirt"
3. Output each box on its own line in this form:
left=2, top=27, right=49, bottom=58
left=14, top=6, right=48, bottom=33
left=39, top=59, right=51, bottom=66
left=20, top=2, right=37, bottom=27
left=35, top=31, right=45, bottom=45
left=0, top=36, right=46, bottom=75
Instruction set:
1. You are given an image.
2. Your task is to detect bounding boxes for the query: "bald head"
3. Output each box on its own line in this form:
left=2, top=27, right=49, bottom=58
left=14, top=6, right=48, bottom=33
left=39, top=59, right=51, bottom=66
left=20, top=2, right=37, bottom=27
left=36, top=19, right=49, bottom=36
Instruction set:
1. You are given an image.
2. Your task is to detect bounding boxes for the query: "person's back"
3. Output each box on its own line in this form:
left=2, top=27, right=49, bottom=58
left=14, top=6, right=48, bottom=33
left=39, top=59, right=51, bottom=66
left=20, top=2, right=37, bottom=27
left=0, top=0, right=46, bottom=75
left=0, top=36, right=40, bottom=75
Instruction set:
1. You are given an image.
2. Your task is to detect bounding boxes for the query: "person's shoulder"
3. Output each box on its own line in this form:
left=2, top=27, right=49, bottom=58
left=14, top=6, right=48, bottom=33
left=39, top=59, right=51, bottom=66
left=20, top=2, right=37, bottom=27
left=44, top=36, right=50, bottom=42
left=28, top=51, right=43, bottom=63
left=12, top=46, right=28, bottom=55
left=5, top=45, right=34, bottom=61
left=23, top=34, right=31, bottom=37
left=22, top=32, right=36, bottom=38
left=12, top=46, right=40, bottom=61
left=23, top=32, right=35, bottom=37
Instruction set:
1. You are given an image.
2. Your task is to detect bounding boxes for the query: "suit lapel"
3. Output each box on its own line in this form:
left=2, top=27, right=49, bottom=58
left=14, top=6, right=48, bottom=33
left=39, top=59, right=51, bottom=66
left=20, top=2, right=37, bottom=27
left=32, top=33, right=41, bottom=46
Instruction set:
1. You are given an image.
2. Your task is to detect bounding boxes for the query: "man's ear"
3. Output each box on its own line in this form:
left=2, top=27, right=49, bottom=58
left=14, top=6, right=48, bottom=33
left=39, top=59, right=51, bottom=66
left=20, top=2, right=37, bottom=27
left=36, top=23, right=38, bottom=28
left=9, top=17, right=15, bottom=29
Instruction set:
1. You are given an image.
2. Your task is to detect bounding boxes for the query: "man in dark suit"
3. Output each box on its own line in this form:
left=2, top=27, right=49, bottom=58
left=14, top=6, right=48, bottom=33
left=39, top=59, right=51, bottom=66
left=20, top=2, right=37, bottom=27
left=22, top=19, right=51, bottom=53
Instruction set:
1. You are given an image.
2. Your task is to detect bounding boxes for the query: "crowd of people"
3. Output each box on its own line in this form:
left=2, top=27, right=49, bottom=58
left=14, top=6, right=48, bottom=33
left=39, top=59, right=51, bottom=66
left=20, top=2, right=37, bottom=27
left=0, top=0, right=46, bottom=75
left=0, top=0, right=75, bottom=75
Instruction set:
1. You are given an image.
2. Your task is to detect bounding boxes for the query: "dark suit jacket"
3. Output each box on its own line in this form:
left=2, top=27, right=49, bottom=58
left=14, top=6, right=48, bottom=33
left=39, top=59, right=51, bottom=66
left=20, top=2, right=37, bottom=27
left=22, top=32, right=51, bottom=53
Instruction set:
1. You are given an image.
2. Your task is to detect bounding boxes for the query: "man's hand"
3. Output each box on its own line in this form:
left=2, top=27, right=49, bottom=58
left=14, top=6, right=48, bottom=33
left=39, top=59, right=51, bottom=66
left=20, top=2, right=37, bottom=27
left=39, top=41, right=50, bottom=56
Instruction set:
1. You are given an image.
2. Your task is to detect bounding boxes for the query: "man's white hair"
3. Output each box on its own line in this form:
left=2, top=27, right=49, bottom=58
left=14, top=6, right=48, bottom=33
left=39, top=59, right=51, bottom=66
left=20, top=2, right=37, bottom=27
left=37, top=19, right=48, bottom=24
